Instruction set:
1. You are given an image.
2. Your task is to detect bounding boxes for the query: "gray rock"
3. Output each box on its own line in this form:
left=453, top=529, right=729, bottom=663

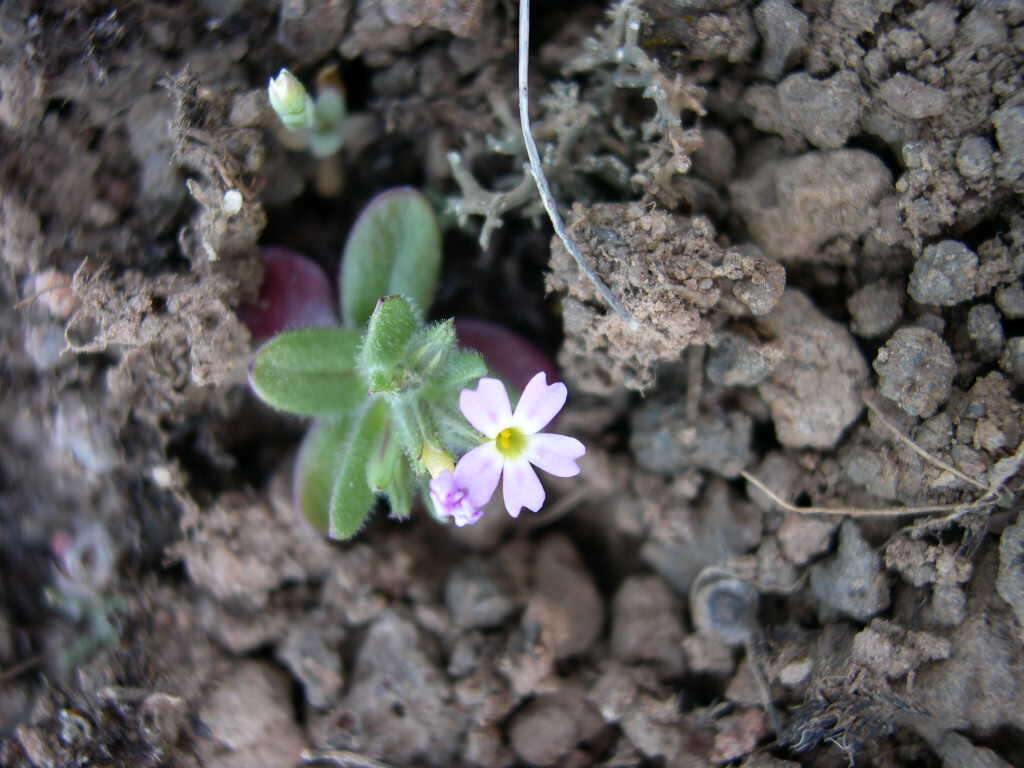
left=996, top=514, right=1024, bottom=640
left=754, top=0, right=809, bottom=81
left=692, top=128, right=736, bottom=186
left=915, top=609, right=1024, bottom=733
left=910, top=3, right=958, bottom=49
left=445, top=557, right=518, bottom=630
left=993, top=105, right=1024, bottom=182
left=707, top=331, right=783, bottom=386
left=874, top=327, right=956, bottom=418
left=909, top=240, right=978, bottom=306
left=968, top=304, right=1005, bottom=362
left=810, top=520, right=890, bottom=621
left=611, top=576, right=687, bottom=676
left=198, top=661, right=308, bottom=768
left=1000, top=337, right=1024, bottom=383
left=957, top=136, right=996, bottom=181
left=879, top=74, right=949, bottom=120
left=757, top=289, right=868, bottom=448
left=276, top=614, right=344, bottom=710
left=730, top=150, right=892, bottom=264
left=995, top=282, right=1024, bottom=319
left=847, top=280, right=903, bottom=337
left=960, top=7, right=1008, bottom=50
left=526, top=535, right=604, bottom=660
left=508, top=695, right=578, bottom=767
left=631, top=402, right=753, bottom=477
left=831, top=0, right=882, bottom=33
left=777, top=70, right=865, bottom=149
left=311, top=610, right=462, bottom=766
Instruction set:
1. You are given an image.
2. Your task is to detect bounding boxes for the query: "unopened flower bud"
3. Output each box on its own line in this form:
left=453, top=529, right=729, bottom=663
left=268, top=69, right=314, bottom=132
left=421, top=442, right=455, bottom=478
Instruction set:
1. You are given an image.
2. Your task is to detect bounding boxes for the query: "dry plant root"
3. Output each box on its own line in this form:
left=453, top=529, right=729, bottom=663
left=742, top=395, right=1022, bottom=521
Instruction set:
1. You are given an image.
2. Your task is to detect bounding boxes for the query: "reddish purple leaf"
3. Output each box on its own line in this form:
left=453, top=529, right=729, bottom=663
left=455, top=318, right=559, bottom=394
left=240, top=247, right=338, bottom=343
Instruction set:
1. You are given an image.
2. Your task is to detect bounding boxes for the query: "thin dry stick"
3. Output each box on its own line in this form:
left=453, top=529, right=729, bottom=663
left=740, top=471, right=1000, bottom=518
left=518, top=0, right=639, bottom=330
left=863, top=396, right=988, bottom=492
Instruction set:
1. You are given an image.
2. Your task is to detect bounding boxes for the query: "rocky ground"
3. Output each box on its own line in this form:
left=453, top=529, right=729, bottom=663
left=1, top=1, right=1023, bottom=766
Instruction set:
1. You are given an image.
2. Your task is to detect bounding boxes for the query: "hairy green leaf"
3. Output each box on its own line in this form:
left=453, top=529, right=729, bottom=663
left=250, top=328, right=365, bottom=415
left=341, top=188, right=441, bottom=328
left=293, top=414, right=353, bottom=533
left=328, top=398, right=389, bottom=539
left=422, top=348, right=487, bottom=399
left=366, top=423, right=402, bottom=492
left=360, top=295, right=419, bottom=390
left=383, top=461, right=414, bottom=521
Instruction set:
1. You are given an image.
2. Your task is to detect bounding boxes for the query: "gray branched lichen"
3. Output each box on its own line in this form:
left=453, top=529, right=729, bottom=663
left=446, top=0, right=706, bottom=246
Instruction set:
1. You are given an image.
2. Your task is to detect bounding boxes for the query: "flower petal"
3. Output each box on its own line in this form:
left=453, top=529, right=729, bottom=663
left=511, top=372, right=567, bottom=434
left=501, top=458, right=545, bottom=517
left=459, top=377, right=512, bottom=438
left=526, top=433, right=585, bottom=477
left=454, top=443, right=503, bottom=508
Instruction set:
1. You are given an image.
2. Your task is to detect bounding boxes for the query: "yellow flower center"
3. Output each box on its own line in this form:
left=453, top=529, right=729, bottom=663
left=495, top=427, right=527, bottom=459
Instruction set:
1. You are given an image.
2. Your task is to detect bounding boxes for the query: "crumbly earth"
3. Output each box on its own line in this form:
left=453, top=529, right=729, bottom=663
left=1, top=1, right=1024, bottom=767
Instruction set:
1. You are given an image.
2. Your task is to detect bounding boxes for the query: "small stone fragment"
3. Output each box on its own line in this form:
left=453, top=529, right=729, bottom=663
left=810, top=519, right=890, bottom=622
left=957, top=136, right=996, bottom=181
left=631, top=402, right=753, bottom=477
left=910, top=3, right=958, bottom=49
left=611, top=576, right=687, bottom=677
left=778, top=658, right=813, bottom=687
left=909, top=240, right=978, bottom=306
left=968, top=304, right=1005, bottom=362
left=445, top=557, right=517, bottom=630
left=874, top=327, right=956, bottom=418
left=525, top=535, right=604, bottom=660
left=198, top=661, right=308, bottom=768
left=508, top=694, right=579, bottom=767
left=757, top=289, right=868, bottom=448
left=1000, top=337, right=1024, bottom=383
left=777, top=514, right=839, bottom=566
left=710, top=708, right=767, bottom=763
left=847, top=280, right=903, bottom=337
left=311, top=610, right=461, bottom=766
left=993, top=105, right=1024, bottom=183
left=997, top=514, right=1024, bottom=638
left=754, top=0, right=809, bottom=81
left=777, top=70, right=865, bottom=149
left=730, top=150, right=892, bottom=264
left=995, top=282, right=1024, bottom=319
left=879, top=74, right=949, bottom=119
left=707, top=331, right=783, bottom=386
left=276, top=614, right=344, bottom=710
left=851, top=618, right=951, bottom=679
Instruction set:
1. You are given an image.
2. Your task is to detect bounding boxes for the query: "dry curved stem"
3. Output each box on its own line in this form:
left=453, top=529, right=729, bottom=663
left=863, top=395, right=988, bottom=492
left=519, top=0, right=639, bottom=331
left=743, top=403, right=1023, bottom=520
left=740, top=471, right=1000, bottom=518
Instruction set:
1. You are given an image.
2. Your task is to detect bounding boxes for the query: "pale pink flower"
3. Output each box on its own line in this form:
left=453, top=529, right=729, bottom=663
left=454, top=372, right=585, bottom=518
left=429, top=470, right=483, bottom=527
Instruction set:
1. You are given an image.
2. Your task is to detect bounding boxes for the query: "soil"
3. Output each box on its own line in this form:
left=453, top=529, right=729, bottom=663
left=2, top=1, right=1024, bottom=767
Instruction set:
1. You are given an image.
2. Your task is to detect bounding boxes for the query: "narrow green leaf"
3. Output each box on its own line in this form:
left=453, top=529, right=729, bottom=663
left=407, top=320, right=458, bottom=382
left=388, top=395, right=425, bottom=467
left=384, top=461, right=414, bottom=521
left=366, top=423, right=402, bottom=491
left=360, top=295, right=419, bottom=390
left=328, top=398, right=389, bottom=540
left=251, top=328, right=365, bottom=415
left=422, top=349, right=487, bottom=399
left=341, top=188, right=442, bottom=328
left=293, top=414, right=354, bottom=533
